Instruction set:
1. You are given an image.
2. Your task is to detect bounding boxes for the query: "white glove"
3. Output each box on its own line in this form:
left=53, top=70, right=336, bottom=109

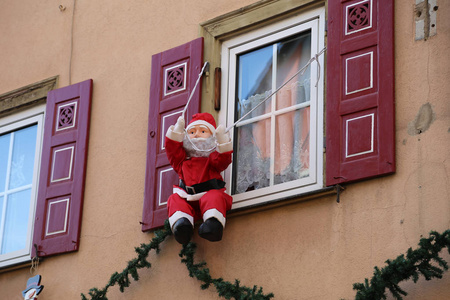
left=215, top=125, right=230, bottom=144
left=173, top=116, right=185, bottom=134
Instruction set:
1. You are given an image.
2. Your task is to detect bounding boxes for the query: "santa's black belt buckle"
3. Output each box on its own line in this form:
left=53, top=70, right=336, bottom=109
left=185, top=186, right=196, bottom=194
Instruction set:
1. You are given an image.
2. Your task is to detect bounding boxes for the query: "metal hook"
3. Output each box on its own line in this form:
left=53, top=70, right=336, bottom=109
left=335, top=184, right=344, bottom=203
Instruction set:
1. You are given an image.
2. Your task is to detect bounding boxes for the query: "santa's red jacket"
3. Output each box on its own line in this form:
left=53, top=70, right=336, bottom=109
left=165, top=138, right=231, bottom=186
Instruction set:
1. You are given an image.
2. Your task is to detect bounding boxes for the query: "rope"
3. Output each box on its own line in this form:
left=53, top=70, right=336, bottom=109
left=181, top=61, right=217, bottom=152
left=182, top=61, right=209, bottom=119
left=225, top=47, right=327, bottom=133
left=30, top=256, right=40, bottom=275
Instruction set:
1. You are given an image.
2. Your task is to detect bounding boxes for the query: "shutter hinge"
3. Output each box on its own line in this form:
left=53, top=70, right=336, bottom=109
left=325, top=20, right=328, bottom=34
left=33, top=244, right=41, bottom=259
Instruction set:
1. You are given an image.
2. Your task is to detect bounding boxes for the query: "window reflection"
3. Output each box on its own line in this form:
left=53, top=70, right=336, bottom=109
left=9, top=126, right=38, bottom=189
left=233, top=31, right=312, bottom=194
left=0, top=124, right=37, bottom=255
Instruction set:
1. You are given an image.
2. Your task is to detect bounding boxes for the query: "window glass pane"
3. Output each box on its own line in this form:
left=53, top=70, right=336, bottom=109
left=0, top=196, right=3, bottom=229
left=236, top=45, right=273, bottom=120
left=233, top=31, right=312, bottom=195
left=233, top=120, right=271, bottom=195
left=274, top=108, right=310, bottom=185
left=2, top=189, right=31, bottom=254
left=9, top=125, right=37, bottom=189
left=0, top=134, right=11, bottom=193
left=276, top=32, right=311, bottom=109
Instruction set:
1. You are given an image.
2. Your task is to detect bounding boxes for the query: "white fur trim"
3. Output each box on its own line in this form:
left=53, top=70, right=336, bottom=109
left=186, top=120, right=216, bottom=135
left=173, top=187, right=207, bottom=201
left=217, top=140, right=233, bottom=153
left=169, top=211, right=194, bottom=231
left=203, top=209, right=226, bottom=228
left=166, top=125, right=185, bottom=142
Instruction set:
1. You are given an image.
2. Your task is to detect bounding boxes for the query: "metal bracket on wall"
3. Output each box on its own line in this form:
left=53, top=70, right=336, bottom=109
left=415, top=0, right=438, bottom=41
left=335, top=184, right=344, bottom=203
left=214, top=67, right=221, bottom=111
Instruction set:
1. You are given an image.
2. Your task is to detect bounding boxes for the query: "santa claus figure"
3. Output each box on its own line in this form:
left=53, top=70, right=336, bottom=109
left=165, top=112, right=233, bottom=244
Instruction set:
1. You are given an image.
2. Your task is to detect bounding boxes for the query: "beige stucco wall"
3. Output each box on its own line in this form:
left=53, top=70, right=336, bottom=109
left=0, top=0, right=449, bottom=299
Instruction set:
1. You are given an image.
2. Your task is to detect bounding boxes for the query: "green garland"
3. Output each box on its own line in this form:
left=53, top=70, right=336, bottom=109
left=180, top=242, right=274, bottom=300
left=353, top=229, right=450, bottom=300
left=80, top=221, right=450, bottom=300
left=81, top=220, right=173, bottom=300
left=81, top=220, right=274, bottom=300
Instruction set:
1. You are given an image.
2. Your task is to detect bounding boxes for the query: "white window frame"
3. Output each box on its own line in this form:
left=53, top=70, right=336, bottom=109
left=0, top=104, right=45, bottom=268
left=219, top=7, right=325, bottom=209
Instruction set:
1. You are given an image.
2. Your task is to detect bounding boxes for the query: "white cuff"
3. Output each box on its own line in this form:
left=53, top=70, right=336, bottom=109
left=216, top=140, right=233, bottom=153
left=203, top=209, right=226, bottom=228
left=169, top=211, right=194, bottom=231
left=166, top=125, right=185, bottom=142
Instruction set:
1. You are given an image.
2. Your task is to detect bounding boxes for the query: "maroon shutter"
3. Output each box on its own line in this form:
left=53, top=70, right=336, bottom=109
left=326, top=0, right=395, bottom=186
left=142, top=38, right=203, bottom=231
left=32, top=79, right=93, bottom=257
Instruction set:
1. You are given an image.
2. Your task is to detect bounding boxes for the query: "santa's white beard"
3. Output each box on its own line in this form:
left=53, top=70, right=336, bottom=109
left=183, top=135, right=216, bottom=158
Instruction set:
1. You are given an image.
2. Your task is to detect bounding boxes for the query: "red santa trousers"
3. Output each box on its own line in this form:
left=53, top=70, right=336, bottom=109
left=168, top=188, right=232, bottom=228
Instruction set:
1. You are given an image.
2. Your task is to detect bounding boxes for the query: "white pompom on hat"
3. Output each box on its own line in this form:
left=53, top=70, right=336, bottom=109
left=186, top=113, right=217, bottom=135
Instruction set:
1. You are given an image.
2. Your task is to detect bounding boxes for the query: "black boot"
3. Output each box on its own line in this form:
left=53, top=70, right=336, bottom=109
left=173, top=217, right=193, bottom=244
left=198, top=218, right=223, bottom=242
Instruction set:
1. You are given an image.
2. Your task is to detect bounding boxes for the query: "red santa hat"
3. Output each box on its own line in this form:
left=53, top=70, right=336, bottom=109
left=186, top=113, right=217, bottom=135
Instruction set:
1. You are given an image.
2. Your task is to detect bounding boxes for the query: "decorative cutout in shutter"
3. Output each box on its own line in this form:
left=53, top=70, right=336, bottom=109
left=32, top=79, right=93, bottom=257
left=142, top=38, right=203, bottom=231
left=326, top=0, right=395, bottom=186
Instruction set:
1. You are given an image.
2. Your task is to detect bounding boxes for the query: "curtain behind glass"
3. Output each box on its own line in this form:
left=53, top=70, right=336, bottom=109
left=233, top=31, right=311, bottom=194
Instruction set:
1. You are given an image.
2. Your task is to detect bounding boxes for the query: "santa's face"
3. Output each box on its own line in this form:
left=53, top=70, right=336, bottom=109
left=183, top=135, right=216, bottom=158
left=187, top=125, right=212, bottom=139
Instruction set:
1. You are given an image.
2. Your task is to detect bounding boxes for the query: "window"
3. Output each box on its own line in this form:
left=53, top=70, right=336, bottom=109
left=0, top=76, right=94, bottom=265
left=0, top=105, right=44, bottom=267
left=220, top=8, right=325, bottom=208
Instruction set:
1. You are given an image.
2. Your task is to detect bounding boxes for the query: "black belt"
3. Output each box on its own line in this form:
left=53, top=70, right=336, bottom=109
left=179, top=178, right=225, bottom=195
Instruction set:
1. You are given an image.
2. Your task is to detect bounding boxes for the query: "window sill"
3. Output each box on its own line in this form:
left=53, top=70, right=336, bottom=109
left=228, top=185, right=342, bottom=219
left=0, top=259, right=37, bottom=274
